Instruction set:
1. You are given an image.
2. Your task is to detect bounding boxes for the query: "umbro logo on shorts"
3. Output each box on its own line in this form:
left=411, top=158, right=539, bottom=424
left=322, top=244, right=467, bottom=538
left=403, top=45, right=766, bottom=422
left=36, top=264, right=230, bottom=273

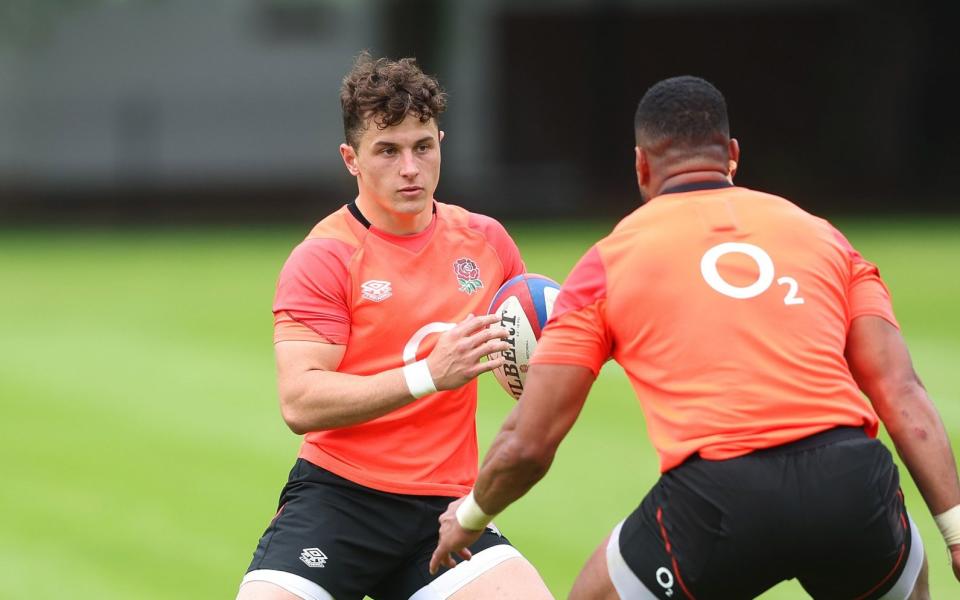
left=299, top=547, right=328, bottom=568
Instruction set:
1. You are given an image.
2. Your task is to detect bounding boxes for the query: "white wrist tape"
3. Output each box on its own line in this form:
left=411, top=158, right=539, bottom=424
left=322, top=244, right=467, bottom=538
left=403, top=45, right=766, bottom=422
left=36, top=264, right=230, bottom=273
left=934, top=505, right=960, bottom=546
left=456, top=491, right=494, bottom=531
left=402, top=360, right=437, bottom=399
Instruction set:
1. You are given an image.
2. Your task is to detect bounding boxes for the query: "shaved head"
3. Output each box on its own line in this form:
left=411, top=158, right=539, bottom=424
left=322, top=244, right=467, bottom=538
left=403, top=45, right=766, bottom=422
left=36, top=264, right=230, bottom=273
left=634, top=76, right=730, bottom=158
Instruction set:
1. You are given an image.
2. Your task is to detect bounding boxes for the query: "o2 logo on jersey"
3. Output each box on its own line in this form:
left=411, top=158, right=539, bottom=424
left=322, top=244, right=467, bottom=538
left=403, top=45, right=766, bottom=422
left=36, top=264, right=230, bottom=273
left=700, top=242, right=804, bottom=305
left=402, top=321, right=456, bottom=364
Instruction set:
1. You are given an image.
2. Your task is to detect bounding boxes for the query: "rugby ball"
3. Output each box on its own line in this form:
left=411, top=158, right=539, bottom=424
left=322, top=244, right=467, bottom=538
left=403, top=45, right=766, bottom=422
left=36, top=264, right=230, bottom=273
left=487, top=273, right=561, bottom=399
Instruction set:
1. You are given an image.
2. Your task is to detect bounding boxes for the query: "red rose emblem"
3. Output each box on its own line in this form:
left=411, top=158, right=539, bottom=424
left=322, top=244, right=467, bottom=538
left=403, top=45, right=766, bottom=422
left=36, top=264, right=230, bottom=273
left=454, top=258, right=480, bottom=281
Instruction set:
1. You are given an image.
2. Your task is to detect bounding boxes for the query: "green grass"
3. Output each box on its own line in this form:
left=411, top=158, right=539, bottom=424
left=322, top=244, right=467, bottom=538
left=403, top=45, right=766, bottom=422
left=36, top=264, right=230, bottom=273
left=0, top=217, right=957, bottom=599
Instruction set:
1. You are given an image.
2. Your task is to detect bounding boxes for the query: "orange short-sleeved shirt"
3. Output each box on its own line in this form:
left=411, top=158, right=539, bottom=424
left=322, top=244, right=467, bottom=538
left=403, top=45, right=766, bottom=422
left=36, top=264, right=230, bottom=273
left=532, top=182, right=897, bottom=473
left=273, top=201, right=525, bottom=496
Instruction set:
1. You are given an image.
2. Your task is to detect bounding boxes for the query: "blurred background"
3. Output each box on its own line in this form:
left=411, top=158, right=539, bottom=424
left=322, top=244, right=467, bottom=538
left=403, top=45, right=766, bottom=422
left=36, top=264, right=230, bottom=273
left=2, top=0, right=958, bottom=222
left=2, top=1, right=958, bottom=599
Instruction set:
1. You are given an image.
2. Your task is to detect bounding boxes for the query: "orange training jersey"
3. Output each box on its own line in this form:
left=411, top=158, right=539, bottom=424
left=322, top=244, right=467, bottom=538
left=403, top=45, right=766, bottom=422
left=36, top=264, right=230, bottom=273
left=531, top=182, right=898, bottom=473
left=273, top=201, right=524, bottom=496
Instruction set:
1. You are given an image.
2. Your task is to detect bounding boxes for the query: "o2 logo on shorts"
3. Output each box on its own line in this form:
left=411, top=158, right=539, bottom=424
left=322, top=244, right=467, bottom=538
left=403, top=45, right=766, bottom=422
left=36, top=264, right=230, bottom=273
left=655, top=566, right=675, bottom=597
left=700, top=242, right=804, bottom=305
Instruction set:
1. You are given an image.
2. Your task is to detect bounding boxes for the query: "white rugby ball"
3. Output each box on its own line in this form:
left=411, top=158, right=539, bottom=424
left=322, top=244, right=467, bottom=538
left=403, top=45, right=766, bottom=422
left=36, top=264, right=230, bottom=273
left=487, top=273, right=561, bottom=399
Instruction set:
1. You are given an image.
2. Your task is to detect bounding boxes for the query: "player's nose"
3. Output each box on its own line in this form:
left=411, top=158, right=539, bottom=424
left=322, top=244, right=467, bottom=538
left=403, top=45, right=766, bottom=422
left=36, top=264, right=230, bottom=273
left=399, top=150, right=419, bottom=177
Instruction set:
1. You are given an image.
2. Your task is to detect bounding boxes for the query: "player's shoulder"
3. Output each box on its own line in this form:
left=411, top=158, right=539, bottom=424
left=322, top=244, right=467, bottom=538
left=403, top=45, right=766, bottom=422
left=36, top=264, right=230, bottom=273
left=436, top=201, right=512, bottom=239
left=285, top=205, right=364, bottom=269
left=304, top=204, right=366, bottom=247
left=739, top=188, right=847, bottom=241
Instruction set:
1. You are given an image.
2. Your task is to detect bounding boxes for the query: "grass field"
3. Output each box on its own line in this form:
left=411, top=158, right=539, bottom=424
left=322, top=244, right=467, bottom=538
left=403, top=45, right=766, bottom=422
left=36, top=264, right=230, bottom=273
left=1, top=217, right=958, bottom=599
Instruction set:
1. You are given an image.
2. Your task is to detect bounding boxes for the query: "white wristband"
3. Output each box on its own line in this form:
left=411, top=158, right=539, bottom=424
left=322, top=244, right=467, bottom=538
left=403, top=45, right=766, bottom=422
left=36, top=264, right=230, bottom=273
left=456, top=491, right=494, bottom=531
left=934, top=505, right=960, bottom=546
left=402, top=360, right=437, bottom=399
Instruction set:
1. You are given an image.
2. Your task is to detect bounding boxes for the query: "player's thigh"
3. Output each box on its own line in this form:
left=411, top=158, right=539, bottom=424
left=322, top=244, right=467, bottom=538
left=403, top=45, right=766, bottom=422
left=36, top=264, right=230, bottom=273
left=241, top=460, right=413, bottom=600
left=448, top=555, right=553, bottom=600
left=795, top=439, right=924, bottom=599
left=393, top=526, right=550, bottom=600
left=568, top=533, right=620, bottom=600
left=237, top=580, right=309, bottom=600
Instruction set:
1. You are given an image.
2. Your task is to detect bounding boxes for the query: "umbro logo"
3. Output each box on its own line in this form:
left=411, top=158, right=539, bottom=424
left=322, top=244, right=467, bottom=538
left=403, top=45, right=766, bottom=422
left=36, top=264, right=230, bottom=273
left=361, top=280, right=392, bottom=302
left=299, top=547, right=328, bottom=568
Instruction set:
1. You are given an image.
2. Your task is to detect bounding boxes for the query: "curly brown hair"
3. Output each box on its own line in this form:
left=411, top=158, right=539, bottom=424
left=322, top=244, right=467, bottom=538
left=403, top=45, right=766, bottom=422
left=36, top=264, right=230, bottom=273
left=340, top=51, right=447, bottom=148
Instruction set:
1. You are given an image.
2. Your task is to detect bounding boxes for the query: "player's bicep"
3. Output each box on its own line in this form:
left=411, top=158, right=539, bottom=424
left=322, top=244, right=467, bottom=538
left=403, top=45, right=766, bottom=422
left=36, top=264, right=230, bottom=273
left=275, top=341, right=347, bottom=384
left=515, top=364, right=594, bottom=454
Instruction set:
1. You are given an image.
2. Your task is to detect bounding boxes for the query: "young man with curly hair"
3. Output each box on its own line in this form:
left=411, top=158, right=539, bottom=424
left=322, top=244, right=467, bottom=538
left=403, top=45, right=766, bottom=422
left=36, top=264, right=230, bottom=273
left=432, top=76, right=960, bottom=599
left=236, top=53, right=552, bottom=600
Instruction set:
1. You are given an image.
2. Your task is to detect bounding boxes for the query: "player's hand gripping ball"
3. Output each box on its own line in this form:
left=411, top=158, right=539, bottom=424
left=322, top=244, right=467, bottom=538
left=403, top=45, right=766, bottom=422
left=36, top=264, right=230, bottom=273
left=486, top=274, right=561, bottom=399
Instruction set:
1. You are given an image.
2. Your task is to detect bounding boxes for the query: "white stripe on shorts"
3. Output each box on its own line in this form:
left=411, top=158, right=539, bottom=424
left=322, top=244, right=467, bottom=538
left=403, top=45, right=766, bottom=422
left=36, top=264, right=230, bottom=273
left=877, top=514, right=925, bottom=600
left=241, top=569, right=334, bottom=600
left=408, top=543, right=523, bottom=600
left=606, top=519, right=660, bottom=599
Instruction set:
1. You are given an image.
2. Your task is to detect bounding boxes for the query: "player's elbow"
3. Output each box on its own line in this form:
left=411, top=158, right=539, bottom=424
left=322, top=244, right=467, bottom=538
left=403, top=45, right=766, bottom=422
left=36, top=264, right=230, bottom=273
left=281, top=407, right=310, bottom=435
left=872, top=374, right=929, bottom=425
left=501, top=435, right=555, bottom=482
left=278, top=390, right=314, bottom=435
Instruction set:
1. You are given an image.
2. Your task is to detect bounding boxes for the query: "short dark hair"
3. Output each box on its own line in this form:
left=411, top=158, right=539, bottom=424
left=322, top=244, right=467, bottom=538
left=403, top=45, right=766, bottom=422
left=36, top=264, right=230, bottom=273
left=340, top=51, right=447, bottom=147
left=634, top=76, right=730, bottom=151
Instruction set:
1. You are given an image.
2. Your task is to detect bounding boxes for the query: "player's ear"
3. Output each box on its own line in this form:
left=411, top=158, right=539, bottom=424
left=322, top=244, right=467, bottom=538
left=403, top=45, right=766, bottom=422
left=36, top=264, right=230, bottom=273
left=340, top=143, right=360, bottom=177
left=439, top=130, right=445, bottom=143
left=728, top=138, right=740, bottom=178
left=635, top=146, right=651, bottom=187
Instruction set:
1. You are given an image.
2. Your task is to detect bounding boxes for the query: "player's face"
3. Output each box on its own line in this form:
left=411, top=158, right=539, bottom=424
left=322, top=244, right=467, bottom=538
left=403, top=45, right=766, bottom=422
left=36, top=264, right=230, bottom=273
left=341, top=115, right=443, bottom=223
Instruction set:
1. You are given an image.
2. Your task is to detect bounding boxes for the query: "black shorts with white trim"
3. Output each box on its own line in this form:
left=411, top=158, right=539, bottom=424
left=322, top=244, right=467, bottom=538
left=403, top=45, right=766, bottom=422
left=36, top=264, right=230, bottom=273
left=244, top=459, right=512, bottom=600
left=615, top=427, right=917, bottom=599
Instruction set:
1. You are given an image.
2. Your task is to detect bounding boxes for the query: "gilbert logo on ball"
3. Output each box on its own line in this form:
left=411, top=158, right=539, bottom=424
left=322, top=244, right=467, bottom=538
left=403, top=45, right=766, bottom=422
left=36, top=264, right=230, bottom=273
left=487, top=273, right=561, bottom=399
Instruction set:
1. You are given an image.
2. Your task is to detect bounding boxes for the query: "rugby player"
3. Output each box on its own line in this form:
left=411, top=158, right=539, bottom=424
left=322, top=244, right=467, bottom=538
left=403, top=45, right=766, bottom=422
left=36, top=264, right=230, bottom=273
left=431, top=75, right=960, bottom=599
left=237, top=52, right=552, bottom=600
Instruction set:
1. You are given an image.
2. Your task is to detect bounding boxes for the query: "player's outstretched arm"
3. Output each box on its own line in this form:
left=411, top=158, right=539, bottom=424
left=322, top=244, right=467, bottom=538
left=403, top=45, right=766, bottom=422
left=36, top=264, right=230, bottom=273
left=430, top=363, right=595, bottom=574
left=846, top=315, right=960, bottom=579
left=276, top=314, right=510, bottom=433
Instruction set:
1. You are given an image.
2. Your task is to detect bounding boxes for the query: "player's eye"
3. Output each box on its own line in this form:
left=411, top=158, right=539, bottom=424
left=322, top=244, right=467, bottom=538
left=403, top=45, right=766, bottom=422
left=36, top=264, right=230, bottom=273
left=380, top=147, right=397, bottom=156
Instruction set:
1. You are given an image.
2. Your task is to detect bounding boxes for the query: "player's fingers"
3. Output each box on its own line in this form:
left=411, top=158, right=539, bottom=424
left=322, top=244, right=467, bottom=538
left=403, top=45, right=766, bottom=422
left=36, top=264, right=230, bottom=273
left=472, top=340, right=510, bottom=362
left=472, top=325, right=510, bottom=344
left=458, top=313, right=500, bottom=335
left=457, top=547, right=473, bottom=561
left=471, top=355, right=506, bottom=377
left=428, top=549, right=443, bottom=575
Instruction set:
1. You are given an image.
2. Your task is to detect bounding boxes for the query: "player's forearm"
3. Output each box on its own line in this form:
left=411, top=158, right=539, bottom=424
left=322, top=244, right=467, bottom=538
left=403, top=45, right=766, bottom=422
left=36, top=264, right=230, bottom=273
left=881, top=384, right=960, bottom=515
left=473, top=429, right=554, bottom=515
left=279, top=367, right=415, bottom=433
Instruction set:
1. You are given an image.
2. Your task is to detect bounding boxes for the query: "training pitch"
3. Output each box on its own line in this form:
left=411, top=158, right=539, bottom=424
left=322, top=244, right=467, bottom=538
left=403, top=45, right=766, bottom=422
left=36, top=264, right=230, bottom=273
left=1, top=217, right=957, bottom=598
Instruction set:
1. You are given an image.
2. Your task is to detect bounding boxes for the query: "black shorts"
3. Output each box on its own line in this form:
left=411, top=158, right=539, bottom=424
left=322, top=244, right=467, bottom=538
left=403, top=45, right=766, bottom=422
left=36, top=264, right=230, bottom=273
left=243, top=459, right=514, bottom=600
left=610, top=427, right=920, bottom=599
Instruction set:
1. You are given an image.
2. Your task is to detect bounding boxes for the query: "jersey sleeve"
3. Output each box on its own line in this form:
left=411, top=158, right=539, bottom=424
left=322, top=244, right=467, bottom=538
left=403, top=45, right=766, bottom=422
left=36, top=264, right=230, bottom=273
left=831, top=226, right=899, bottom=329
left=273, top=238, right=354, bottom=345
left=530, top=246, right=612, bottom=376
left=467, top=213, right=526, bottom=283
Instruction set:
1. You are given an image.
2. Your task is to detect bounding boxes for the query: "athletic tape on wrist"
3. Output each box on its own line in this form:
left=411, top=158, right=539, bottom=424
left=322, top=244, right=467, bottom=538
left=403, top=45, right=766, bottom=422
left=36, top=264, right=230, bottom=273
left=934, top=505, right=960, bottom=546
left=403, top=360, right=437, bottom=399
left=456, top=491, right=494, bottom=531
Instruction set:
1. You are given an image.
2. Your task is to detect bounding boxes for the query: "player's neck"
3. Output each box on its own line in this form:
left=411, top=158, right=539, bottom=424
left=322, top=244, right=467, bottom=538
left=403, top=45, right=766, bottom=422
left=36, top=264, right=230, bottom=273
left=354, top=194, right=434, bottom=236
left=653, top=170, right=732, bottom=198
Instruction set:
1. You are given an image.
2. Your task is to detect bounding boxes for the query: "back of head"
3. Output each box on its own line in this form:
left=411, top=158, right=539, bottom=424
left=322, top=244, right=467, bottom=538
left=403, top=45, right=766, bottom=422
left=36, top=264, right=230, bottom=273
left=340, top=51, right=447, bottom=148
left=634, top=76, right=730, bottom=157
